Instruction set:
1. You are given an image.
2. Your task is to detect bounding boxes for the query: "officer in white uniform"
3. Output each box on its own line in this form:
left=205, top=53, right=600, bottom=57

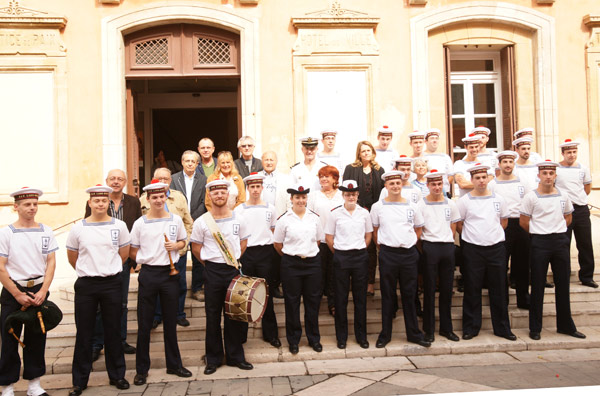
left=130, top=181, right=191, bottom=385
left=417, top=170, right=461, bottom=343
left=453, top=134, right=482, bottom=197
left=66, top=185, right=130, bottom=395
left=371, top=171, right=430, bottom=348
left=514, top=128, right=543, bottom=164
left=273, top=183, right=324, bottom=354
left=423, top=128, right=454, bottom=196
left=488, top=151, right=531, bottom=309
left=520, top=160, right=586, bottom=340
left=374, top=125, right=399, bottom=172
left=191, top=180, right=253, bottom=375
left=0, top=188, right=58, bottom=396
left=456, top=164, right=515, bottom=341
left=325, top=180, right=373, bottom=349
left=556, top=139, right=597, bottom=288
left=234, top=173, right=280, bottom=348
left=318, top=129, right=344, bottom=176
left=290, top=136, right=327, bottom=193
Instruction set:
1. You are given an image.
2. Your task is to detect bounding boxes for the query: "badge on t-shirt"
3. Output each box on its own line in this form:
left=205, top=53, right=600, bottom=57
left=41, top=236, right=50, bottom=251
left=518, top=186, right=525, bottom=198
left=111, top=229, right=120, bottom=246
left=494, top=202, right=501, bottom=213
left=169, top=225, right=177, bottom=239
left=411, top=193, right=418, bottom=203
left=407, top=209, right=415, bottom=223
left=266, top=211, right=272, bottom=222
left=233, top=224, right=240, bottom=235
left=560, top=200, right=566, bottom=212
left=444, top=208, right=451, bottom=221
left=579, top=171, right=585, bottom=181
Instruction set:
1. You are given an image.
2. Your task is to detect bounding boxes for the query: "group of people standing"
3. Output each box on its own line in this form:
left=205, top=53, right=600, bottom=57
left=0, top=127, right=596, bottom=396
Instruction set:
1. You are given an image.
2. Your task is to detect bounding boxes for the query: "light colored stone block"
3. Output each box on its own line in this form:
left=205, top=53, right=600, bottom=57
left=305, top=356, right=413, bottom=375
left=422, top=377, right=498, bottom=393
left=385, top=340, right=452, bottom=356
left=295, top=374, right=373, bottom=396
left=197, top=361, right=306, bottom=380
left=383, top=371, right=440, bottom=390
left=348, top=370, right=395, bottom=381
left=249, top=376, right=274, bottom=396
left=508, top=347, right=600, bottom=363
left=408, top=352, right=518, bottom=369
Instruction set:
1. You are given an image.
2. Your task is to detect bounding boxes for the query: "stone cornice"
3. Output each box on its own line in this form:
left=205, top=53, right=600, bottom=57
left=292, top=1, right=379, bottom=29
left=584, top=14, right=600, bottom=29
left=0, top=1, right=67, bottom=29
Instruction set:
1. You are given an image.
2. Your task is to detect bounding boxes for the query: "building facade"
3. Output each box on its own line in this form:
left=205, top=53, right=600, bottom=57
left=1, top=0, right=599, bottom=228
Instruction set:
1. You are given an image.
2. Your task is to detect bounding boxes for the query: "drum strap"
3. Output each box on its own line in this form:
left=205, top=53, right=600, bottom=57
left=201, top=212, right=240, bottom=270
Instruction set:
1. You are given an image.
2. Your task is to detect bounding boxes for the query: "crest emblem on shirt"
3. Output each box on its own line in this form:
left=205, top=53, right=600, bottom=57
left=411, top=193, right=418, bottom=203
left=407, top=209, right=415, bottom=222
left=233, top=224, right=240, bottom=235
left=444, top=208, right=451, bottom=221
left=111, top=229, right=120, bottom=246
left=493, top=202, right=501, bottom=213
left=169, top=225, right=177, bottom=239
left=266, top=211, right=272, bottom=222
left=561, top=200, right=566, bottom=211
left=518, top=186, right=525, bottom=198
left=41, top=237, right=50, bottom=250
left=579, top=171, right=585, bottom=181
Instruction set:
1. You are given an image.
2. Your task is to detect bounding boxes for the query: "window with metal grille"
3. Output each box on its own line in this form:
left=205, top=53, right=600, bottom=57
left=135, top=38, right=169, bottom=65
left=197, top=37, right=231, bottom=65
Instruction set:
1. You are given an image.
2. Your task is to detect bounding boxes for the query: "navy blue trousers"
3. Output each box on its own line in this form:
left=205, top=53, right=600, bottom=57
left=422, top=241, right=455, bottom=335
left=568, top=204, right=595, bottom=283
left=333, top=249, right=368, bottom=343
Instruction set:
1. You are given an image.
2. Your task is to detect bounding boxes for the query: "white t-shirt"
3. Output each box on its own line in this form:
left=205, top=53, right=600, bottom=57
left=378, top=184, right=423, bottom=204
left=273, top=210, right=324, bottom=257
left=130, top=214, right=187, bottom=265
left=375, top=149, right=399, bottom=172
left=66, top=218, right=130, bottom=277
left=233, top=203, right=276, bottom=247
left=478, top=150, right=498, bottom=172
left=308, top=189, right=344, bottom=242
left=520, top=189, right=574, bottom=235
left=515, top=164, right=539, bottom=191
left=457, top=193, right=508, bottom=246
left=453, top=159, right=478, bottom=197
left=370, top=200, right=424, bottom=248
left=488, top=177, right=530, bottom=218
left=290, top=160, right=326, bottom=193
left=416, top=198, right=460, bottom=243
left=0, top=223, right=58, bottom=281
left=325, top=205, right=373, bottom=251
left=556, top=164, right=592, bottom=206
left=190, top=212, right=250, bottom=263
left=424, top=152, right=454, bottom=192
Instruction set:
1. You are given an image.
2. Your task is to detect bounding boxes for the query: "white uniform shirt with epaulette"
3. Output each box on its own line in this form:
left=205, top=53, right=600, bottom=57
left=515, top=164, right=539, bottom=191
left=424, top=152, right=454, bottom=192
left=378, top=184, right=423, bottom=204
left=273, top=209, right=324, bottom=258
left=457, top=193, right=509, bottom=246
left=520, top=188, right=574, bottom=235
left=416, top=198, right=460, bottom=243
left=233, top=203, right=276, bottom=247
left=556, top=163, right=592, bottom=205
left=66, top=218, right=131, bottom=277
left=190, top=212, right=250, bottom=262
left=488, top=177, right=530, bottom=218
left=130, top=214, right=187, bottom=265
left=0, top=223, right=58, bottom=281
left=325, top=204, right=373, bottom=251
left=308, top=190, right=344, bottom=242
left=452, top=159, right=478, bottom=197
left=375, top=149, right=399, bottom=172
left=370, top=200, right=424, bottom=248
left=290, top=160, right=326, bottom=193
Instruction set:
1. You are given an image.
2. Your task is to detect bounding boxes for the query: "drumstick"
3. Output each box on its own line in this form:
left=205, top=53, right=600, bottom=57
left=8, top=328, right=25, bottom=348
left=37, top=311, right=46, bottom=334
left=164, top=233, right=179, bottom=276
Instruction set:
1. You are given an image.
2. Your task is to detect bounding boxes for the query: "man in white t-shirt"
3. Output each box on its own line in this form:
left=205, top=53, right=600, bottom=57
left=424, top=128, right=454, bottom=196
left=520, top=160, right=586, bottom=340
left=408, top=131, right=426, bottom=159
left=453, top=134, right=482, bottom=197
left=514, top=127, right=543, bottom=164
left=471, top=126, right=497, bottom=172
left=374, top=125, right=399, bottom=172
left=318, top=129, right=344, bottom=176
left=513, top=137, right=539, bottom=192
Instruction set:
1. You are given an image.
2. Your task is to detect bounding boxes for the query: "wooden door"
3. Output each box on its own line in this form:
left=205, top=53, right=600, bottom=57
left=126, top=82, right=140, bottom=196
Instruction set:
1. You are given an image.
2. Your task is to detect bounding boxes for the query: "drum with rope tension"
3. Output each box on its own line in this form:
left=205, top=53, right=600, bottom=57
left=224, top=275, right=268, bottom=323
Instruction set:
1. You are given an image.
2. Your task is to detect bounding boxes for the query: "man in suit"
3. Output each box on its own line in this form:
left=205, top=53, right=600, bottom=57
left=197, top=138, right=217, bottom=178
left=171, top=151, right=208, bottom=301
left=86, top=169, right=142, bottom=361
left=234, top=136, right=263, bottom=178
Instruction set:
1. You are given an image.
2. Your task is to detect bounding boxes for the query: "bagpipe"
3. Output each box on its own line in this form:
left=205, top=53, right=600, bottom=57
left=6, top=291, right=63, bottom=348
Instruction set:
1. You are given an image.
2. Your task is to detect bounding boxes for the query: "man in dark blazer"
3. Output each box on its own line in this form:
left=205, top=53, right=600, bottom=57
left=234, top=136, right=263, bottom=178
left=171, top=150, right=208, bottom=300
left=85, top=169, right=142, bottom=361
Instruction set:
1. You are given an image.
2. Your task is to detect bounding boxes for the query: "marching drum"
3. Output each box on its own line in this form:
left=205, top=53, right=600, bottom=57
left=225, top=275, right=268, bottom=323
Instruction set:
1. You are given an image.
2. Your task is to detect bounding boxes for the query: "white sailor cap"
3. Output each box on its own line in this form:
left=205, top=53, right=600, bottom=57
left=243, top=172, right=265, bottom=185
left=143, top=179, right=169, bottom=195
left=408, top=130, right=425, bottom=140
left=339, top=180, right=359, bottom=192
left=392, top=155, right=413, bottom=166
left=286, top=183, right=310, bottom=195
left=377, top=125, right=394, bottom=135
left=206, top=179, right=230, bottom=191
left=462, top=133, right=482, bottom=145
left=425, top=128, right=441, bottom=139
left=512, top=137, right=533, bottom=148
left=467, top=163, right=490, bottom=175
left=514, top=127, right=534, bottom=138
left=537, top=159, right=559, bottom=170
left=496, top=150, right=518, bottom=161
left=86, top=184, right=113, bottom=197
left=10, top=187, right=43, bottom=201
left=381, top=170, right=405, bottom=182
left=471, top=126, right=491, bottom=136
left=320, top=129, right=337, bottom=138
left=299, top=136, right=319, bottom=147
left=559, top=139, right=580, bottom=150
left=425, top=169, right=445, bottom=182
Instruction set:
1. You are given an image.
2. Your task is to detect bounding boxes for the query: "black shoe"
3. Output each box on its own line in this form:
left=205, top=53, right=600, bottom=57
left=337, top=341, right=346, bottom=349
left=109, top=378, right=130, bottom=390
left=268, top=338, right=282, bottom=348
left=310, top=342, right=323, bottom=352
left=92, top=348, right=101, bottom=362
left=497, top=332, right=517, bottom=341
left=375, top=339, right=389, bottom=348
left=133, top=373, right=147, bottom=386
left=424, top=333, right=434, bottom=343
left=204, top=363, right=219, bottom=375
left=439, top=331, right=459, bottom=342
left=69, top=386, right=86, bottom=396
left=358, top=340, right=369, bottom=349
left=273, top=287, right=284, bottom=299
left=411, top=339, right=431, bottom=348
left=227, top=360, right=253, bottom=370
left=122, top=342, right=136, bottom=354
left=582, top=280, right=599, bottom=288
left=152, top=319, right=160, bottom=329
left=545, top=281, right=554, bottom=288
left=167, top=367, right=193, bottom=377
left=529, top=331, right=541, bottom=340
left=289, top=344, right=299, bottom=354
left=177, top=317, right=190, bottom=327
left=510, top=281, right=516, bottom=290
left=462, top=333, right=477, bottom=340
left=557, top=330, right=586, bottom=339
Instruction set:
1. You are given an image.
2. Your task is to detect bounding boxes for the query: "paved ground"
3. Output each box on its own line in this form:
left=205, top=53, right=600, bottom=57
left=10, top=348, right=600, bottom=395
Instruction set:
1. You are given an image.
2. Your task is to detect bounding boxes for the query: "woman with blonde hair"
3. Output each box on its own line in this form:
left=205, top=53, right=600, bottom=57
left=342, top=141, right=385, bottom=296
left=205, top=151, right=246, bottom=210
left=411, top=158, right=429, bottom=198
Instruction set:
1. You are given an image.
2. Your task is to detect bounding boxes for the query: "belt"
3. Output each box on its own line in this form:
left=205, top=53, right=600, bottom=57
left=14, top=277, right=44, bottom=288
